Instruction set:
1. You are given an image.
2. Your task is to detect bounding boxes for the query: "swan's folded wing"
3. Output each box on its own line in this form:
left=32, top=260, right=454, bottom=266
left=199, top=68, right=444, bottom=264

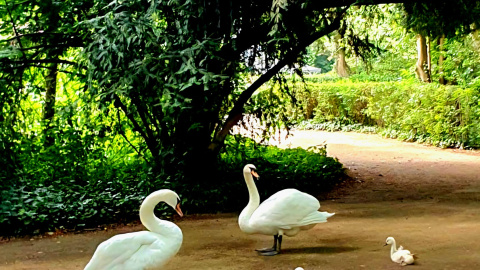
left=250, top=189, right=329, bottom=229
left=84, top=231, right=159, bottom=270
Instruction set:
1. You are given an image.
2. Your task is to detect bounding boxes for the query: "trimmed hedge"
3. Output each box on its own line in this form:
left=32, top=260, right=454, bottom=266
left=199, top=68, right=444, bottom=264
left=293, top=80, right=480, bottom=148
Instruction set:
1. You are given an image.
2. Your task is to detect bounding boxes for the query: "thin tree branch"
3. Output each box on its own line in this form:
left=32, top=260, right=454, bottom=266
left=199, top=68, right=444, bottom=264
left=23, top=65, right=87, bottom=76
left=309, top=0, right=430, bottom=10
left=114, top=94, right=160, bottom=159
left=130, top=94, right=158, bottom=153
left=113, top=94, right=149, bottom=142
left=116, top=108, right=145, bottom=160
left=4, top=0, right=26, bottom=59
left=18, top=41, right=85, bottom=51
left=0, top=32, right=78, bottom=43
left=2, top=59, right=78, bottom=66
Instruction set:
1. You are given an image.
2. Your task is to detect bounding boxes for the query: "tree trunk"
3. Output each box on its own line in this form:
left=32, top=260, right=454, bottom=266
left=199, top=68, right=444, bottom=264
left=334, top=32, right=350, bottom=77
left=427, top=36, right=431, bottom=77
left=415, top=34, right=431, bottom=82
left=43, top=62, right=58, bottom=147
left=437, top=34, right=446, bottom=85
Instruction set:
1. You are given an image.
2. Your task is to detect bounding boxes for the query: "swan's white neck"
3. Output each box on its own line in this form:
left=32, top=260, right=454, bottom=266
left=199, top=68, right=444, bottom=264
left=238, top=170, right=260, bottom=233
left=139, top=193, right=182, bottom=237
left=389, top=239, right=398, bottom=256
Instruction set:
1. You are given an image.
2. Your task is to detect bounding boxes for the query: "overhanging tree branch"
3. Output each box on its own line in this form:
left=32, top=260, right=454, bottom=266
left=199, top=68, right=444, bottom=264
left=309, top=0, right=431, bottom=9
left=208, top=13, right=345, bottom=151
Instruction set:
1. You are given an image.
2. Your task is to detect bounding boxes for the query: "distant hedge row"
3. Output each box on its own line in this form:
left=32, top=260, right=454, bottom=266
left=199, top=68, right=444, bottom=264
left=293, top=80, right=480, bottom=149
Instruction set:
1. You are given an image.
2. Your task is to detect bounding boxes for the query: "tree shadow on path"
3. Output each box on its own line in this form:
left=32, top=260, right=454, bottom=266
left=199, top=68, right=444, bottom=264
left=282, top=245, right=359, bottom=254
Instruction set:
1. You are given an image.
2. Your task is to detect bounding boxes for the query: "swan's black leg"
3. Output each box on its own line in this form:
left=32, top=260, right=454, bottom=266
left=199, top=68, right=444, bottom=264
left=257, top=235, right=280, bottom=256
left=277, top=235, right=282, bottom=253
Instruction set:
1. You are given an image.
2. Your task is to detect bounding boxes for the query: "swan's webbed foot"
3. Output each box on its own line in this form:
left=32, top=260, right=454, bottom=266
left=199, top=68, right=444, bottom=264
left=257, top=250, right=279, bottom=256
left=256, top=234, right=281, bottom=256
left=255, top=247, right=276, bottom=252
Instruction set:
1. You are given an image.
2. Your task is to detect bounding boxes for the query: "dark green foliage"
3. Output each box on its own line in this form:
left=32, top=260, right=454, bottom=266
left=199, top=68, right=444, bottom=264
left=180, top=135, right=345, bottom=213
left=0, top=134, right=345, bottom=236
left=0, top=133, right=156, bottom=236
left=402, top=1, right=480, bottom=38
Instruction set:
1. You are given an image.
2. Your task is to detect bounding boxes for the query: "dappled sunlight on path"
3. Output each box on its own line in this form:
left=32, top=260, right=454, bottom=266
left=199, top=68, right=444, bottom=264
left=280, top=130, right=480, bottom=204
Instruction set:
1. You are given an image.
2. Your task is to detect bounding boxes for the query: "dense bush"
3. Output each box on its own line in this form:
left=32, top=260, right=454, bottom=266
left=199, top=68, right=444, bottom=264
left=292, top=79, right=480, bottom=148
left=180, top=135, right=345, bottom=213
left=0, top=134, right=345, bottom=236
left=0, top=133, right=158, bottom=236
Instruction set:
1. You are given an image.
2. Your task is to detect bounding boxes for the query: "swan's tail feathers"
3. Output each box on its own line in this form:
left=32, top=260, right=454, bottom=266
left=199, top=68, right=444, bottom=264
left=300, top=211, right=335, bottom=226
left=324, top=212, right=335, bottom=219
left=318, top=211, right=335, bottom=221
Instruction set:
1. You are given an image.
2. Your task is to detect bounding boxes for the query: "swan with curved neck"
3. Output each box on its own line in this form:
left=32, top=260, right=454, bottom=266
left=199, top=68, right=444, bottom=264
left=84, top=189, right=183, bottom=270
left=384, top=237, right=415, bottom=266
left=239, top=164, right=335, bottom=256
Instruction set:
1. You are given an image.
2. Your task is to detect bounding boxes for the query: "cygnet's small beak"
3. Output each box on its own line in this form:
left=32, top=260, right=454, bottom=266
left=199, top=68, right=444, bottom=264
left=175, top=203, right=184, bottom=217
left=383, top=243, right=388, bottom=247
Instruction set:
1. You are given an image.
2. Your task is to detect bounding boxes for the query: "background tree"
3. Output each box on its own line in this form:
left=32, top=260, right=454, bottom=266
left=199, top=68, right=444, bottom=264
left=402, top=1, right=480, bottom=83
left=415, top=34, right=431, bottom=82
left=333, top=31, right=351, bottom=77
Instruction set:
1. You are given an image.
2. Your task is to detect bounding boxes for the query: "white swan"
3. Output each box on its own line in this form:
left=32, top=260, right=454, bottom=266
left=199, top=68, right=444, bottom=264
left=84, top=189, right=183, bottom=270
left=384, top=237, right=415, bottom=266
left=239, top=164, right=335, bottom=255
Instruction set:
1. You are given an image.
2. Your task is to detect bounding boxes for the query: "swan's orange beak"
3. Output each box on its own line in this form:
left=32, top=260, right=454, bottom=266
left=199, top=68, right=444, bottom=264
left=175, top=203, right=184, bottom=217
left=251, top=170, right=259, bottom=180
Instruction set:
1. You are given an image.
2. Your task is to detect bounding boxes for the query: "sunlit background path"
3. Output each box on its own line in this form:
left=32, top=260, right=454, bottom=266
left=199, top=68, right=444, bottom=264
left=1, top=130, right=479, bottom=270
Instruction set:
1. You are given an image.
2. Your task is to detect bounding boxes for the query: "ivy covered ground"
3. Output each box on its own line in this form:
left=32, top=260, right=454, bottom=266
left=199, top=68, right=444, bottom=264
left=1, top=130, right=479, bottom=270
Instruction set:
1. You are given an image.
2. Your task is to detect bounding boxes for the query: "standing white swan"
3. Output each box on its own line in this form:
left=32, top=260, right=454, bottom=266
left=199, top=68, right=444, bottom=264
left=239, top=164, right=335, bottom=255
left=84, top=189, right=183, bottom=270
left=384, top=237, right=415, bottom=266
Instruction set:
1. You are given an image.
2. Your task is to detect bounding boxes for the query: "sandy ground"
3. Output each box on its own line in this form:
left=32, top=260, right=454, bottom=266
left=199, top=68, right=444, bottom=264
left=1, top=130, right=480, bottom=270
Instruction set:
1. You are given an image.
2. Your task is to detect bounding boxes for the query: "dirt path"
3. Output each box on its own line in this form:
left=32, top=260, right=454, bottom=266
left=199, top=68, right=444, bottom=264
left=1, top=130, right=480, bottom=270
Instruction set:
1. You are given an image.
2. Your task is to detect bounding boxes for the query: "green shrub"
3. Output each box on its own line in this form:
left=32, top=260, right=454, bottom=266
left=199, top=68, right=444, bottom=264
left=0, top=151, right=156, bottom=236
left=0, top=125, right=164, bottom=236
left=184, top=135, right=345, bottom=213
left=150, top=134, right=345, bottom=214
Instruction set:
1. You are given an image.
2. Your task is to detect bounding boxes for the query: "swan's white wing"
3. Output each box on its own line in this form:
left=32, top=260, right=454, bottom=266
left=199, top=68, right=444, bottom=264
left=391, top=250, right=414, bottom=264
left=250, top=189, right=333, bottom=230
left=84, top=231, right=180, bottom=270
